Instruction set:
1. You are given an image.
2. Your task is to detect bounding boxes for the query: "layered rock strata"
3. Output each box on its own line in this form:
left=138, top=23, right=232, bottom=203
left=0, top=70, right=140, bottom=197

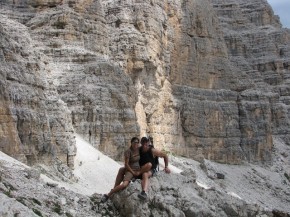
left=0, top=14, right=75, bottom=166
left=26, top=0, right=140, bottom=160
left=210, top=0, right=290, bottom=162
left=0, top=0, right=289, bottom=165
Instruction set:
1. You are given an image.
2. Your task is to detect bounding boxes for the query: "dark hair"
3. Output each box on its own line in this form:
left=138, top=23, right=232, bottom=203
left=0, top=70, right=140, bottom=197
left=131, top=137, right=139, bottom=144
left=141, top=137, right=149, bottom=145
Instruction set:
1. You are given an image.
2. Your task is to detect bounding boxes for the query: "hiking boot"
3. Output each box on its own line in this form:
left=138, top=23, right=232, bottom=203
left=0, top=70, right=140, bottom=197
left=101, top=194, right=109, bottom=203
left=138, top=191, right=147, bottom=200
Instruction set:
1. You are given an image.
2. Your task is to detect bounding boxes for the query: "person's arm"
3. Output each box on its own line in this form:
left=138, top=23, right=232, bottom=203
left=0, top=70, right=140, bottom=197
left=152, top=148, right=171, bottom=173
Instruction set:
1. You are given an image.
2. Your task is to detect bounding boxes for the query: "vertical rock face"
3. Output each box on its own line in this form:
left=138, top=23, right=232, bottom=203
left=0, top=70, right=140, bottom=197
left=24, top=0, right=140, bottom=159
left=210, top=0, right=290, bottom=162
left=0, top=15, right=75, bottom=166
left=101, top=0, right=252, bottom=163
left=1, top=0, right=140, bottom=161
left=102, top=0, right=290, bottom=163
left=0, top=0, right=290, bottom=165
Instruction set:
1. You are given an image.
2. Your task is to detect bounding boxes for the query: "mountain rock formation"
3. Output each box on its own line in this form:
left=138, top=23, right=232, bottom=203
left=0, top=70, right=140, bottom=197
left=0, top=0, right=290, bottom=167
left=1, top=138, right=290, bottom=217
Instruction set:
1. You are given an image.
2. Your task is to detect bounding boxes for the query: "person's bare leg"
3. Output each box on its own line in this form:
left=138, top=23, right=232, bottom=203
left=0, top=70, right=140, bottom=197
left=141, top=171, right=152, bottom=192
left=138, top=171, right=152, bottom=200
left=136, top=163, right=152, bottom=176
left=114, top=167, right=126, bottom=187
left=108, top=180, right=130, bottom=197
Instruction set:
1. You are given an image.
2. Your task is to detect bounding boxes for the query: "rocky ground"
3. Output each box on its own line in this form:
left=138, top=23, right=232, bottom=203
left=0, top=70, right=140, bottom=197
left=0, top=135, right=290, bottom=217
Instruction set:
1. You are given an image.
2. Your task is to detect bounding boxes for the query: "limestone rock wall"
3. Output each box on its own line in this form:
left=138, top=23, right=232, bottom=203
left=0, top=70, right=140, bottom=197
left=0, top=0, right=290, bottom=165
left=0, top=15, right=75, bottom=166
left=101, top=0, right=250, bottom=163
left=102, top=0, right=277, bottom=163
left=210, top=0, right=290, bottom=162
left=0, top=0, right=140, bottom=161
left=25, top=0, right=140, bottom=159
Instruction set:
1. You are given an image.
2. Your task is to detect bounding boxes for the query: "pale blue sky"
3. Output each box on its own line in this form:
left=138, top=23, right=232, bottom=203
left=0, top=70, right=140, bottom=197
left=267, top=0, right=290, bottom=28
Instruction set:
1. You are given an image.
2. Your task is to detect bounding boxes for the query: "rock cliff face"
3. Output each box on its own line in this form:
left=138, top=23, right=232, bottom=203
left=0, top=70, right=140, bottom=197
left=210, top=0, right=290, bottom=162
left=0, top=14, right=75, bottom=166
left=0, top=0, right=290, bottom=166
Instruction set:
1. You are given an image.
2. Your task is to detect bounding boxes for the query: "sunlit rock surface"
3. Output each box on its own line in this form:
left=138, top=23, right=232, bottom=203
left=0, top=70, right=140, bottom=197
left=0, top=0, right=289, bottom=166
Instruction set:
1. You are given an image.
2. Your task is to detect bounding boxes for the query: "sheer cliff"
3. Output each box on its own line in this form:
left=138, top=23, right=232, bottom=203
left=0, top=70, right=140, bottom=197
left=0, top=0, right=289, bottom=166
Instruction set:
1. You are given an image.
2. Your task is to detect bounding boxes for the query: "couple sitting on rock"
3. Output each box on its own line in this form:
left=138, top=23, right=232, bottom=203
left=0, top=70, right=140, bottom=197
left=101, top=136, right=171, bottom=202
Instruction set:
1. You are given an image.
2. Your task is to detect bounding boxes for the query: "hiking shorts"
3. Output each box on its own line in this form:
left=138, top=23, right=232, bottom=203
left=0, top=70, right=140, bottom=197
left=123, top=169, right=139, bottom=181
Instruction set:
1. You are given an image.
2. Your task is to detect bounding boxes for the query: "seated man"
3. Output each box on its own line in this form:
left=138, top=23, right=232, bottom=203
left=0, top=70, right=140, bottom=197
left=138, top=137, right=171, bottom=200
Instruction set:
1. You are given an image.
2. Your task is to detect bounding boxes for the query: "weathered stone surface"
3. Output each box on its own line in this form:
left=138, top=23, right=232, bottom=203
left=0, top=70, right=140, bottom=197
left=101, top=0, right=252, bottom=163
left=1, top=132, right=290, bottom=217
left=210, top=0, right=290, bottom=162
left=0, top=0, right=290, bottom=165
left=0, top=15, right=75, bottom=166
left=0, top=151, right=121, bottom=217
left=2, top=147, right=290, bottom=217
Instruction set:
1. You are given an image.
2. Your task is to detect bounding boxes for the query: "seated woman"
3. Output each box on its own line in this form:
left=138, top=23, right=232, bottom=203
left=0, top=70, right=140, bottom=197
left=101, top=137, right=140, bottom=202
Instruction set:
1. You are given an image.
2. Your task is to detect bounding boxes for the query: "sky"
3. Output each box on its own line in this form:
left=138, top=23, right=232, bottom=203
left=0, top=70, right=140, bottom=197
left=267, top=0, right=290, bottom=28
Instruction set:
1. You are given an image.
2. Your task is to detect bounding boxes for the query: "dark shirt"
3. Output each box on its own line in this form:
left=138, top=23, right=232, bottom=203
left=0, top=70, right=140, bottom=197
left=139, top=146, right=156, bottom=170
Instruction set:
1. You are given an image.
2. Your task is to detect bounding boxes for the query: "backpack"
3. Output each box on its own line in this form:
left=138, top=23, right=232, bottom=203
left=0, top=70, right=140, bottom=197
left=149, top=144, right=159, bottom=171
